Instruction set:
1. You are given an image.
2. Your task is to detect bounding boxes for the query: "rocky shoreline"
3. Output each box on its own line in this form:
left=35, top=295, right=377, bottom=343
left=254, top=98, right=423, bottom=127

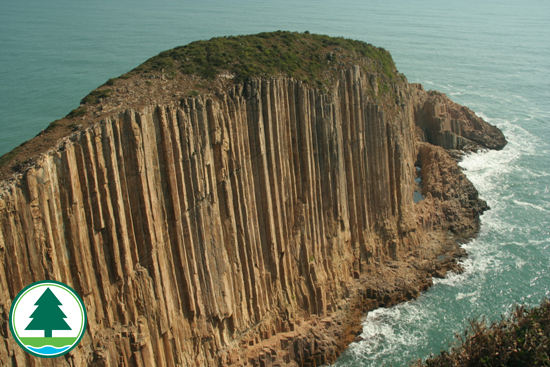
left=220, top=232, right=468, bottom=366
left=214, top=141, right=488, bottom=367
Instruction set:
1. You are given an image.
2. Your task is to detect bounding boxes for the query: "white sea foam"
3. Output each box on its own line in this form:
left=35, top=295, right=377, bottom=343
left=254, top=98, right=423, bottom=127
left=455, top=290, right=480, bottom=303
left=517, top=166, right=550, bottom=178
left=528, top=239, right=549, bottom=246
left=513, top=256, right=527, bottom=269
left=339, top=301, right=435, bottom=366
left=513, top=200, right=549, bottom=213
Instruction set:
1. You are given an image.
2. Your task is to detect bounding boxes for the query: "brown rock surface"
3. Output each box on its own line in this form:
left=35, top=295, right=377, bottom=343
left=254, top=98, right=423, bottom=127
left=412, top=84, right=506, bottom=151
left=0, top=62, right=505, bottom=366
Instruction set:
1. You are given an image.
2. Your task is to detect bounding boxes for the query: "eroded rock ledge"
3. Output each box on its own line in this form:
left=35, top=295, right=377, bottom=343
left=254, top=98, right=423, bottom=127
left=0, top=37, right=505, bottom=366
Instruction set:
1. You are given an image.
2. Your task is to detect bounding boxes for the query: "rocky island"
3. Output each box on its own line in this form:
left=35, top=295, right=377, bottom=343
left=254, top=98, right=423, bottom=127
left=0, top=32, right=506, bottom=366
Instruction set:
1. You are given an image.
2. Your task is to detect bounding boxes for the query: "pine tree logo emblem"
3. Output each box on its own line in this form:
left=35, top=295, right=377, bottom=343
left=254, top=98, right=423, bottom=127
left=9, top=281, right=87, bottom=358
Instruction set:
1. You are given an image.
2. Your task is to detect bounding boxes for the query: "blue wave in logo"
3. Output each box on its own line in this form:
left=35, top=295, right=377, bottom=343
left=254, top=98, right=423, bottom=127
left=26, top=345, right=71, bottom=355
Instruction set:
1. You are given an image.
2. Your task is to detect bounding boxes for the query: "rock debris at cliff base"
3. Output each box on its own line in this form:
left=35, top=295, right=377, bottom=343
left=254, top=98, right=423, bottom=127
left=0, top=32, right=506, bottom=367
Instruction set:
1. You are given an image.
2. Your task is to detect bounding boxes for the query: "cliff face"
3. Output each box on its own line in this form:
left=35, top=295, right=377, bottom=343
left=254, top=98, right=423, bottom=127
left=0, top=61, right=504, bottom=365
left=412, top=84, right=506, bottom=151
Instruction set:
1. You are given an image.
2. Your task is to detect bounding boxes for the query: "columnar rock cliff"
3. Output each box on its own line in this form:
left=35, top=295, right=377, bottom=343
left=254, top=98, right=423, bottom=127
left=0, top=33, right=505, bottom=366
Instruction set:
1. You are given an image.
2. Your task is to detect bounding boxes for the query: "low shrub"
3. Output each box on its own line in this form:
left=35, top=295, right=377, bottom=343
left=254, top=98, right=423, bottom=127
left=415, top=299, right=550, bottom=367
left=0, top=147, right=20, bottom=168
left=67, top=108, right=87, bottom=118
left=46, top=120, right=60, bottom=131
left=81, top=89, right=112, bottom=105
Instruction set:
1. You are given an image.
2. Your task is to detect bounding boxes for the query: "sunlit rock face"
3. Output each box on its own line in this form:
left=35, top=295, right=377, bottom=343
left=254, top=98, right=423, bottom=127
left=0, top=54, right=504, bottom=366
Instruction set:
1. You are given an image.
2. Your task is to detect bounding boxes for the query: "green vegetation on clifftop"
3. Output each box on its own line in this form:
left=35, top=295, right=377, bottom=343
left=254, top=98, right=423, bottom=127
left=122, top=31, right=398, bottom=86
left=0, top=32, right=401, bottom=174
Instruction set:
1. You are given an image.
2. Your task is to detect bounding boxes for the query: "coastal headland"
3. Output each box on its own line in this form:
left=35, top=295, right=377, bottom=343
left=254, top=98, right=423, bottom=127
left=0, top=32, right=506, bottom=366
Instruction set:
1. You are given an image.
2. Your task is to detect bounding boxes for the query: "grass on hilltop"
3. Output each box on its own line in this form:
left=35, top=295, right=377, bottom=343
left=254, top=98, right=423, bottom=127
left=1, top=31, right=400, bottom=173
left=112, top=31, right=397, bottom=87
left=77, top=31, right=399, bottom=107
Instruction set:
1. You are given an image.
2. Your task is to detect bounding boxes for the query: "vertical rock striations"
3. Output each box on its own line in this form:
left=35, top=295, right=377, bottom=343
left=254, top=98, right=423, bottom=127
left=0, top=65, right=504, bottom=365
left=412, top=84, right=506, bottom=151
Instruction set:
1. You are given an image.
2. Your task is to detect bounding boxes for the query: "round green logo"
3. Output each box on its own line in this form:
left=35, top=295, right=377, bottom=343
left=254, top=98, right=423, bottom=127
left=9, top=280, right=87, bottom=358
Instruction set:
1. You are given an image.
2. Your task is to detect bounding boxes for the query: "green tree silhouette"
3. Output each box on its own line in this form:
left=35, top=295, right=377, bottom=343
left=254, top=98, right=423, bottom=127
left=25, top=287, right=71, bottom=338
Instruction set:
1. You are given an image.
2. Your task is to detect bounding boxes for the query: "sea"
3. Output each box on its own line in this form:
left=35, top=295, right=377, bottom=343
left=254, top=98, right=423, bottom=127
left=1, top=0, right=549, bottom=365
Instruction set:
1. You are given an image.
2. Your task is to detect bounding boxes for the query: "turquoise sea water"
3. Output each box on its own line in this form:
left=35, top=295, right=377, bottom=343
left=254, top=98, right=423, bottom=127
left=1, top=1, right=549, bottom=365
